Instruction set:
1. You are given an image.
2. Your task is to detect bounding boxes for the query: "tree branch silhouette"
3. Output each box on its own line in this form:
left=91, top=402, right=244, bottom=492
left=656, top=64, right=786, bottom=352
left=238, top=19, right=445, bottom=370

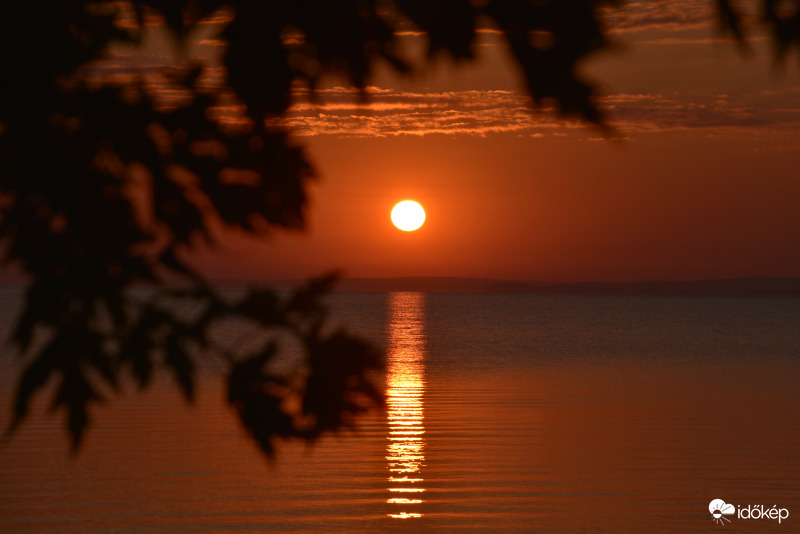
left=0, top=0, right=796, bottom=457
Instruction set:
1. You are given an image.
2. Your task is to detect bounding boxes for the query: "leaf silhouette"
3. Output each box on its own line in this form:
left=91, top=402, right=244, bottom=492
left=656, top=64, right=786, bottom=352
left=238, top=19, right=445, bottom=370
left=50, top=361, right=102, bottom=453
left=227, top=344, right=295, bottom=457
left=2, top=0, right=796, bottom=458
left=165, top=329, right=195, bottom=403
left=396, top=0, right=477, bottom=59
left=302, top=330, right=384, bottom=439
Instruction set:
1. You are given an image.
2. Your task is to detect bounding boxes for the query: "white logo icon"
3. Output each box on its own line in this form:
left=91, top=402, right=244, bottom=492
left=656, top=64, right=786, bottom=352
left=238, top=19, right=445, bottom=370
left=709, top=499, right=735, bottom=525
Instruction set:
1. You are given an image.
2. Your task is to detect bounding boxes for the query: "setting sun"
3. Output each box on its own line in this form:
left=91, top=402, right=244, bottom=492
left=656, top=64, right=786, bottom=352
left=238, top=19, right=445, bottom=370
left=391, top=200, right=426, bottom=232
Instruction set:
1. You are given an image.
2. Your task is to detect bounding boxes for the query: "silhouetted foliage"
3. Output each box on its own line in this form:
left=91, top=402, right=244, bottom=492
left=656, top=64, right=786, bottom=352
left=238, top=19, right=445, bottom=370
left=1, top=0, right=797, bottom=456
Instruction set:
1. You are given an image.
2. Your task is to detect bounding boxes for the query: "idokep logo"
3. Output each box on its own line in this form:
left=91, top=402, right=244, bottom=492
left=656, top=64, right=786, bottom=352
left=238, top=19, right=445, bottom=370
left=709, top=498, right=790, bottom=526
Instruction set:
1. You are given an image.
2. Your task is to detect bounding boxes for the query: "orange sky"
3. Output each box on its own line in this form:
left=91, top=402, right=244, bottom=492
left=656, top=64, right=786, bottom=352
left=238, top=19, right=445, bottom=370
left=105, top=2, right=800, bottom=282
left=186, top=2, right=799, bottom=283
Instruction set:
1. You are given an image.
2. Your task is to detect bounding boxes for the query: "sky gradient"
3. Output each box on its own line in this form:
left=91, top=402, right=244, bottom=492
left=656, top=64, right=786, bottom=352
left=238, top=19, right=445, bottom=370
left=108, top=1, right=800, bottom=282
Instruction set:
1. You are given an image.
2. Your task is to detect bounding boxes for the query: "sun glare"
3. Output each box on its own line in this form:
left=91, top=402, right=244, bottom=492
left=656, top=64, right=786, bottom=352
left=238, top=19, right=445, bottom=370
left=391, top=200, right=426, bottom=232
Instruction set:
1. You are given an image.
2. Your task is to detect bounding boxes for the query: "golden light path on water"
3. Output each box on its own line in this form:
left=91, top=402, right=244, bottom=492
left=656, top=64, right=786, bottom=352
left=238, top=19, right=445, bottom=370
left=385, top=292, right=426, bottom=520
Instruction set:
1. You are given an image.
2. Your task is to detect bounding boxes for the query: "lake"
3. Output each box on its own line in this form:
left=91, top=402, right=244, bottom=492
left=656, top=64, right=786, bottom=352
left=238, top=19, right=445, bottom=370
left=1, top=289, right=798, bottom=532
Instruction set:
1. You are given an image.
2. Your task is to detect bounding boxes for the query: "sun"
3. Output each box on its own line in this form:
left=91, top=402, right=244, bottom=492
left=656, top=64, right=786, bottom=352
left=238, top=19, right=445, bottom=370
left=391, top=200, right=426, bottom=232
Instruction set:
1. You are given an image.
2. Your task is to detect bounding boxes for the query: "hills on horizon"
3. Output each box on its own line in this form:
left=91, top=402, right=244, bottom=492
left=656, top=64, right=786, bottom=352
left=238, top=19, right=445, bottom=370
left=2, top=274, right=798, bottom=297
left=253, top=276, right=800, bottom=297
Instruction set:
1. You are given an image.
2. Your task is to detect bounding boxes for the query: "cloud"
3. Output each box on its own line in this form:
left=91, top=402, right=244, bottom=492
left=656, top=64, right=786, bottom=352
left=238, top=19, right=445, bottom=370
left=639, top=36, right=747, bottom=46
left=82, top=37, right=800, bottom=143
left=601, top=0, right=716, bottom=34
left=255, top=85, right=800, bottom=140
left=271, top=86, right=573, bottom=138
left=606, top=90, right=800, bottom=135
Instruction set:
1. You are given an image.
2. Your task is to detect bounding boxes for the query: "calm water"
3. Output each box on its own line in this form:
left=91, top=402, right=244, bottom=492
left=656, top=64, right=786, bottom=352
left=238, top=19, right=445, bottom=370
left=1, top=288, right=799, bottom=532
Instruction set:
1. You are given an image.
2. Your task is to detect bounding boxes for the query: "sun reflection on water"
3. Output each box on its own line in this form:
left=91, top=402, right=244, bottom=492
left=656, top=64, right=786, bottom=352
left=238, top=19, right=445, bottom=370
left=385, top=292, right=426, bottom=520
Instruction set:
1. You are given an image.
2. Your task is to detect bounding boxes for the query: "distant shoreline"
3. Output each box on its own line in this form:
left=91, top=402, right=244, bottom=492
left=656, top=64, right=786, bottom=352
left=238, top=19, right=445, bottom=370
left=257, top=276, right=800, bottom=298
left=2, top=276, right=798, bottom=297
